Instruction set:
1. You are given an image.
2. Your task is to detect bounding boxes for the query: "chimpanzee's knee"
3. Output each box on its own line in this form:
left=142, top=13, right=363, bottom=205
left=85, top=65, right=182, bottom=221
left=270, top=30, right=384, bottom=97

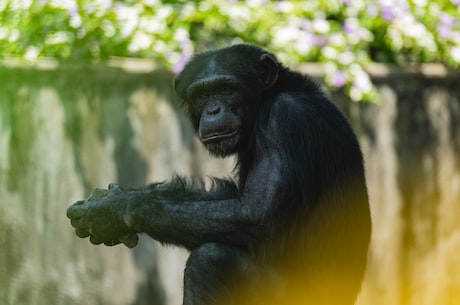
left=183, top=243, right=247, bottom=305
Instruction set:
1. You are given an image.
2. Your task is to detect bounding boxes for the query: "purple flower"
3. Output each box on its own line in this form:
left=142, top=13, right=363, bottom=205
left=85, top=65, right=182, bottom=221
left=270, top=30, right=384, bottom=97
left=332, top=70, right=347, bottom=88
left=114, top=2, right=125, bottom=11
left=274, top=1, right=293, bottom=12
left=68, top=5, right=79, bottom=16
left=343, top=19, right=360, bottom=36
left=438, top=25, right=452, bottom=39
left=438, top=13, right=457, bottom=39
left=451, top=0, right=460, bottom=5
left=300, top=20, right=326, bottom=46
left=381, top=6, right=395, bottom=21
left=440, top=13, right=457, bottom=27
left=100, top=0, right=113, bottom=9
left=173, top=52, right=192, bottom=74
left=343, top=23, right=352, bottom=34
left=301, top=19, right=312, bottom=32
left=311, top=35, right=326, bottom=46
left=366, top=4, right=379, bottom=18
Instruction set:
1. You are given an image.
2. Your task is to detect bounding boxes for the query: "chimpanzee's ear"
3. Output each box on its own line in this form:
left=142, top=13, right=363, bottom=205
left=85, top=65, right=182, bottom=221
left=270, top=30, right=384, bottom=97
left=258, top=53, right=279, bottom=88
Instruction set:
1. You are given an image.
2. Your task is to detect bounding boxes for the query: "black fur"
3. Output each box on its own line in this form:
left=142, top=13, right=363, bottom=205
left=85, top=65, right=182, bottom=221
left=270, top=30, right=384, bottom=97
left=67, top=44, right=371, bottom=305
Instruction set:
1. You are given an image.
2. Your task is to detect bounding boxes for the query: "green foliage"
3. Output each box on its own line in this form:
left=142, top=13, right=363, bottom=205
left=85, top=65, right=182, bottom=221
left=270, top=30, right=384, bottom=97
left=1, top=0, right=459, bottom=101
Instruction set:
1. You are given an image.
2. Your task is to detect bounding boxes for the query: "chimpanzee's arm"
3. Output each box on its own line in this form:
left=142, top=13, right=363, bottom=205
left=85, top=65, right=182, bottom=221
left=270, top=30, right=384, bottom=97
left=66, top=153, right=281, bottom=250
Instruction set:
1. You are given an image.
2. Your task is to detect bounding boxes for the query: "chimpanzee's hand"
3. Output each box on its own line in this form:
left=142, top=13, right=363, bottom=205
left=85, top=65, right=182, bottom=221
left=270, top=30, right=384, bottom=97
left=66, top=183, right=139, bottom=248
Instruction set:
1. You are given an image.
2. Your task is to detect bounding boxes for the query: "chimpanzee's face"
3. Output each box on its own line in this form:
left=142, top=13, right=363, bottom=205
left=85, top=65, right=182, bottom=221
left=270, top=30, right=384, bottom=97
left=174, top=47, right=279, bottom=158
left=184, top=71, right=244, bottom=157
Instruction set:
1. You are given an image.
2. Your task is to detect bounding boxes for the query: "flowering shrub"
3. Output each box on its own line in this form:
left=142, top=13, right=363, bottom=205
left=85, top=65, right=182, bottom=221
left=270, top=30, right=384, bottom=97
left=1, top=0, right=459, bottom=101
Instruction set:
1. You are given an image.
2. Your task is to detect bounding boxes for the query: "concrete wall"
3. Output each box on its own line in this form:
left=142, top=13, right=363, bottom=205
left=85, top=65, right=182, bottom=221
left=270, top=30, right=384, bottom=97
left=0, top=60, right=459, bottom=305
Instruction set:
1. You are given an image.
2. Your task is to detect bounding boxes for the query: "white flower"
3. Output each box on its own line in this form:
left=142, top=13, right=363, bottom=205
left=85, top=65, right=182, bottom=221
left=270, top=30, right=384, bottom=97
left=294, top=34, right=312, bottom=55
left=181, top=3, right=197, bottom=18
left=323, top=46, right=338, bottom=60
left=8, top=29, right=19, bottom=43
left=153, top=40, right=168, bottom=54
left=324, top=62, right=338, bottom=75
left=11, top=0, right=33, bottom=9
left=157, top=6, right=173, bottom=19
left=140, top=17, right=165, bottom=34
left=329, top=33, right=346, bottom=47
left=312, top=19, right=330, bottom=34
left=275, top=1, right=294, bottom=13
left=0, top=27, right=7, bottom=40
left=413, top=0, right=427, bottom=6
left=273, top=26, right=300, bottom=45
left=343, top=18, right=373, bottom=44
left=350, top=87, right=363, bottom=101
left=226, top=5, right=251, bottom=21
left=272, top=24, right=315, bottom=56
left=102, top=20, right=115, bottom=37
left=128, top=31, right=152, bottom=53
left=143, top=0, right=160, bottom=6
left=116, top=5, right=139, bottom=37
left=347, top=0, right=365, bottom=9
left=70, top=14, right=82, bottom=28
left=247, top=0, right=269, bottom=7
left=25, top=46, right=40, bottom=61
left=451, top=46, right=460, bottom=63
left=353, top=70, right=372, bottom=93
left=50, top=0, right=77, bottom=11
left=46, top=31, right=69, bottom=44
left=95, top=0, right=112, bottom=9
left=174, top=28, right=190, bottom=43
left=337, top=51, right=355, bottom=65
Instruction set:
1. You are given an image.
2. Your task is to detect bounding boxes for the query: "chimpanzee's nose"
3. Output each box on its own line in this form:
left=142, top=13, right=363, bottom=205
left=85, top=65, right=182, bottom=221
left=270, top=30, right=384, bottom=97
left=207, top=104, right=221, bottom=116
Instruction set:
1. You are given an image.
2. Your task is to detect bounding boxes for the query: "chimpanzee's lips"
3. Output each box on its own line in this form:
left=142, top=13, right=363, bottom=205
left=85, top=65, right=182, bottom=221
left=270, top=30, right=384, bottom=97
left=201, top=129, right=239, bottom=144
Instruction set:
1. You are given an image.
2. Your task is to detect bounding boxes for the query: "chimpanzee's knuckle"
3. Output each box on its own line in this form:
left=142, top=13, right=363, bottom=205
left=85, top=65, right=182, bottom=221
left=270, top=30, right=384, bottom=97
left=76, top=228, right=90, bottom=238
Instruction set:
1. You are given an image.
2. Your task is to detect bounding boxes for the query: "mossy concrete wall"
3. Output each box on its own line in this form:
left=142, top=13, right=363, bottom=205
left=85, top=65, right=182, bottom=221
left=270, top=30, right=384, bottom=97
left=1, top=60, right=459, bottom=305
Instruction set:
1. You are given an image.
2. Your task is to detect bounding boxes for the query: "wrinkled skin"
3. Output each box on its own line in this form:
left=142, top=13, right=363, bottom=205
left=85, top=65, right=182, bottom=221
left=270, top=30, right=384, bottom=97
left=68, top=184, right=138, bottom=247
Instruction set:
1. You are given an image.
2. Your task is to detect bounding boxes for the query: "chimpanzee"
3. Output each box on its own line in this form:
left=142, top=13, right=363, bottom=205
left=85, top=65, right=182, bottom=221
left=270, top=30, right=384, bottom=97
left=67, top=44, right=371, bottom=305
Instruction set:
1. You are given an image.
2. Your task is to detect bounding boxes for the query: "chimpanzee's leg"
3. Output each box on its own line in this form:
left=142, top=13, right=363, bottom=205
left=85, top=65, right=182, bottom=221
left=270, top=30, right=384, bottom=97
left=183, top=243, right=250, bottom=305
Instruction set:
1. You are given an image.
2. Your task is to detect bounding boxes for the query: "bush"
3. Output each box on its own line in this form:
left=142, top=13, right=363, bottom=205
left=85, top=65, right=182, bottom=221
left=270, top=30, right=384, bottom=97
left=1, top=0, right=459, bottom=101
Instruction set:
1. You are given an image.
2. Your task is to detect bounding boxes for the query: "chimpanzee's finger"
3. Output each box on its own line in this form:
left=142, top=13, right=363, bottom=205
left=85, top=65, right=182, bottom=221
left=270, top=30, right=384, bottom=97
left=119, top=233, right=139, bottom=248
left=108, top=183, right=124, bottom=194
left=66, top=201, right=87, bottom=219
left=70, top=218, right=88, bottom=229
left=89, top=235, right=104, bottom=245
left=104, top=239, right=122, bottom=246
left=108, top=183, right=119, bottom=190
left=76, top=228, right=91, bottom=238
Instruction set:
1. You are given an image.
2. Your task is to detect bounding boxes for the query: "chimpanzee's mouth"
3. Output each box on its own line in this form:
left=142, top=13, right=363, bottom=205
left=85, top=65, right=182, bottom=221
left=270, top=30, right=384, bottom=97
left=201, top=129, right=239, bottom=144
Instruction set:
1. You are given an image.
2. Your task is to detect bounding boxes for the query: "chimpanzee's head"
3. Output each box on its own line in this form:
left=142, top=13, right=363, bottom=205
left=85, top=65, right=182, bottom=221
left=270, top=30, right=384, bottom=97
left=174, top=44, right=279, bottom=157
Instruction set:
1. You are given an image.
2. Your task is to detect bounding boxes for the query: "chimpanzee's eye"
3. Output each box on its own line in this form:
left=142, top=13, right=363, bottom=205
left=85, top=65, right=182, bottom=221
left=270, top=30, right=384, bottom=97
left=198, top=90, right=210, bottom=99
left=219, top=84, right=233, bottom=94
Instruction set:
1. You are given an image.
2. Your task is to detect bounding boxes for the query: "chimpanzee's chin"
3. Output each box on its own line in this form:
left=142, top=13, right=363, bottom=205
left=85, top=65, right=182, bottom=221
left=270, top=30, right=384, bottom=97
left=204, top=137, right=239, bottom=158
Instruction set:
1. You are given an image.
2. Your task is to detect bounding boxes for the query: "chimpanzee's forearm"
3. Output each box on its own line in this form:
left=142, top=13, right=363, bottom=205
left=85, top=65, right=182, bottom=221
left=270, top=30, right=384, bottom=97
left=125, top=187, right=262, bottom=250
left=141, top=176, right=239, bottom=202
